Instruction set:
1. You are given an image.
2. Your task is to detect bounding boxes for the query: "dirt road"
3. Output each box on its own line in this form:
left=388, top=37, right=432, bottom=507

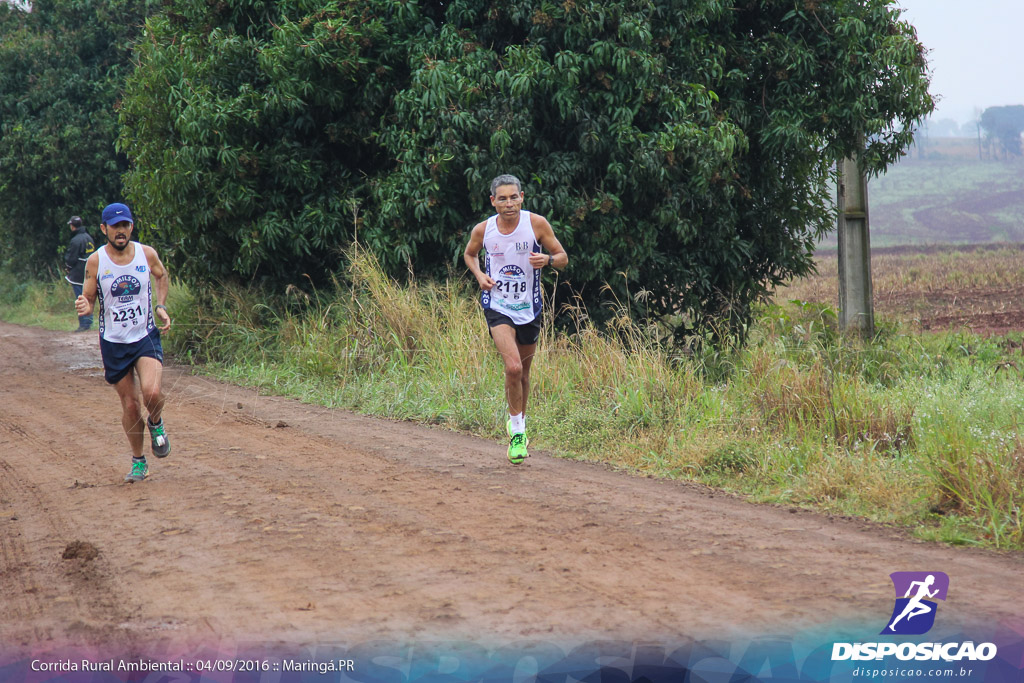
left=1, top=320, right=1021, bottom=661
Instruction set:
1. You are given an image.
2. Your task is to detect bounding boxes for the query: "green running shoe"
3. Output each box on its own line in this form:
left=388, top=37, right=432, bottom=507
left=125, top=458, right=148, bottom=483
left=507, top=432, right=529, bottom=465
left=505, top=419, right=529, bottom=443
left=148, top=418, right=171, bottom=458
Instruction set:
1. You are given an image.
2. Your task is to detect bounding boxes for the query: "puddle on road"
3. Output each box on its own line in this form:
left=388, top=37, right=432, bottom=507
left=54, top=334, right=104, bottom=372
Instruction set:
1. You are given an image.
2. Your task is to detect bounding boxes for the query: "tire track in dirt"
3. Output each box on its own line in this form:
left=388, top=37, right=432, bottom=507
left=0, top=459, right=50, bottom=646
left=0, top=455, right=134, bottom=652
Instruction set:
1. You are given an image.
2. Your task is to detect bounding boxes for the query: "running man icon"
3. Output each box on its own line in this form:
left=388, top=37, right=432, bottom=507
left=882, top=571, right=949, bottom=635
left=889, top=575, right=938, bottom=630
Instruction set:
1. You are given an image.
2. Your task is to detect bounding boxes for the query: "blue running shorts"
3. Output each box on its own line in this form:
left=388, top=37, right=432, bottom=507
left=99, top=326, right=163, bottom=384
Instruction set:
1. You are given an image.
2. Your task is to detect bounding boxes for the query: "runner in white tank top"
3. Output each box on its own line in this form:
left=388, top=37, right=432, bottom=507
left=75, top=202, right=174, bottom=484
left=96, top=239, right=156, bottom=344
left=480, top=209, right=543, bottom=325
left=464, top=174, right=569, bottom=464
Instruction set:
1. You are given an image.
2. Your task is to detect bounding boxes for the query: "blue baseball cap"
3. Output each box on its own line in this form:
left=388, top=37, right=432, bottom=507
left=101, top=203, right=134, bottom=225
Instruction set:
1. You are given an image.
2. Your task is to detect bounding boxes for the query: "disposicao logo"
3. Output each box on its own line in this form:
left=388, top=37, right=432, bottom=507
left=831, top=571, right=998, bottom=663
left=882, top=571, right=948, bottom=635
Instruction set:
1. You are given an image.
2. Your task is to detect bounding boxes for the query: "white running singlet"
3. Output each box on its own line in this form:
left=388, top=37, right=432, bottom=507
left=96, top=242, right=155, bottom=344
left=481, top=210, right=542, bottom=325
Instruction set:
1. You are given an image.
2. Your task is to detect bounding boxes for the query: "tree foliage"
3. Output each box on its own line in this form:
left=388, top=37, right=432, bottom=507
left=120, top=0, right=932, bottom=338
left=0, top=0, right=160, bottom=273
left=120, top=0, right=414, bottom=285
left=980, top=105, right=1024, bottom=158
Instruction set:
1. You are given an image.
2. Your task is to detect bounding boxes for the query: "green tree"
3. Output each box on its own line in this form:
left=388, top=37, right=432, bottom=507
left=980, top=105, right=1024, bottom=158
left=0, top=0, right=159, bottom=274
left=119, top=0, right=415, bottom=285
left=120, top=0, right=933, bottom=339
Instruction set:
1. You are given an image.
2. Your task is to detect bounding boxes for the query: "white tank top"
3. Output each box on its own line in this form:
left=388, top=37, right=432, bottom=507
left=97, top=242, right=155, bottom=344
left=481, top=210, right=542, bottom=324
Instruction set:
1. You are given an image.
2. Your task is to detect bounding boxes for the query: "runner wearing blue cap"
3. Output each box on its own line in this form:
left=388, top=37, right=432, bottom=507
left=75, top=203, right=173, bottom=483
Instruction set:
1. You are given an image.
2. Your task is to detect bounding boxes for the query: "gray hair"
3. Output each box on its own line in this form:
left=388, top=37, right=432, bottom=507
left=490, top=174, right=522, bottom=196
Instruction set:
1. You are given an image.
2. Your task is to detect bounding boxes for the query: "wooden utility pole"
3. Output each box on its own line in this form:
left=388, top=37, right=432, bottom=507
left=836, top=149, right=874, bottom=339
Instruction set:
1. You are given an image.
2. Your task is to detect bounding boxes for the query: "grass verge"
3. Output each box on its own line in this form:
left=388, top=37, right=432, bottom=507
left=3, top=251, right=1022, bottom=550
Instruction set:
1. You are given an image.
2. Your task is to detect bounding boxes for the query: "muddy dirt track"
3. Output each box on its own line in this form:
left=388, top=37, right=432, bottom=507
left=1, top=320, right=1022, bottom=661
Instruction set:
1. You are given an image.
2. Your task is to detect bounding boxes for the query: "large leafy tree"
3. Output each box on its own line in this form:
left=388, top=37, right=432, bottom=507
left=120, top=0, right=932, bottom=337
left=119, top=0, right=415, bottom=284
left=0, top=0, right=159, bottom=273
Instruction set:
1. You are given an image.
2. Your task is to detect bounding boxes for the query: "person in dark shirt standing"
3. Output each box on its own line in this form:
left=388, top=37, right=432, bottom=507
left=64, top=215, right=95, bottom=332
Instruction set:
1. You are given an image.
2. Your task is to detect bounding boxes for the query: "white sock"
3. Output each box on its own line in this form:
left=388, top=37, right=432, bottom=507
left=509, top=412, right=525, bottom=434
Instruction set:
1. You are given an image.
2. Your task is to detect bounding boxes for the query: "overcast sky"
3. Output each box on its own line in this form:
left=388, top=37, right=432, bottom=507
left=897, top=0, right=1024, bottom=124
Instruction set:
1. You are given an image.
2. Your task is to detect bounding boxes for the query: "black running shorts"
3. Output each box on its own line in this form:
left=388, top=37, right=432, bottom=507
left=483, top=308, right=541, bottom=346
